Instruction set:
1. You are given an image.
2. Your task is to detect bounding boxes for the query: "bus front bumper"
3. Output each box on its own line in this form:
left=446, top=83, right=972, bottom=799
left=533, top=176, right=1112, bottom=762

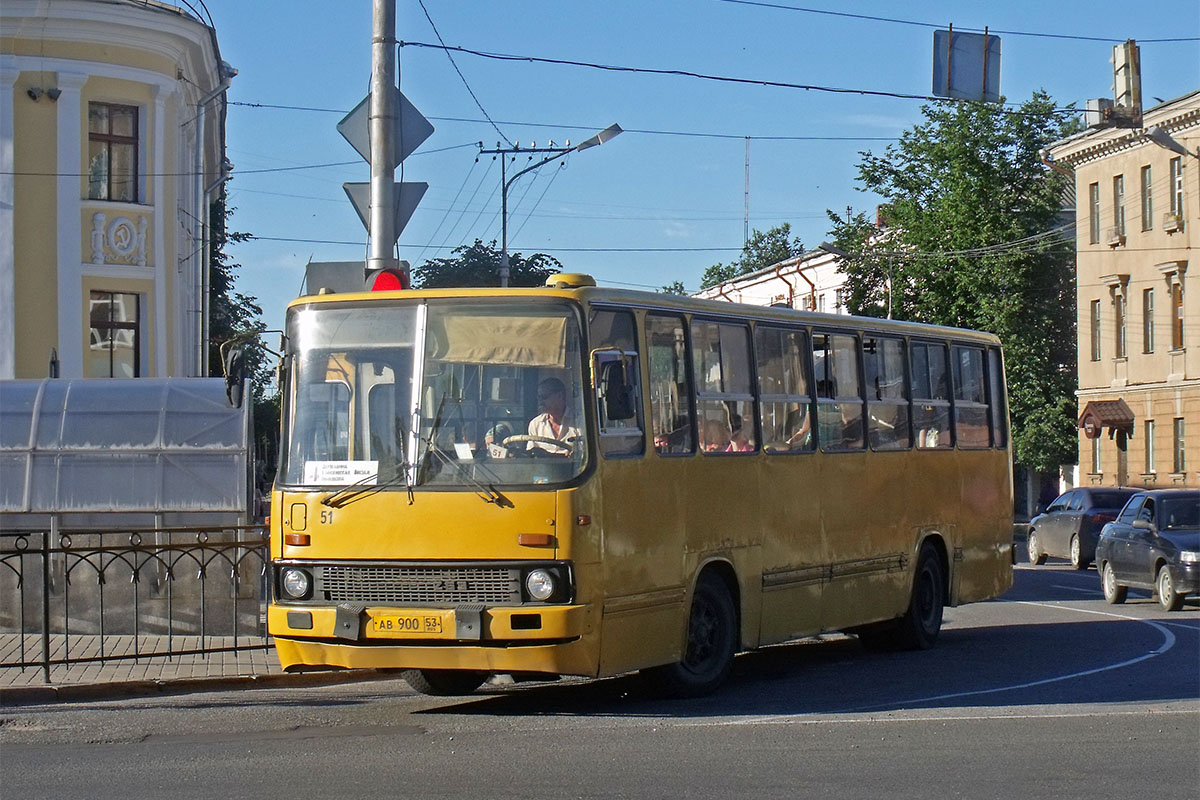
left=268, top=602, right=597, bottom=677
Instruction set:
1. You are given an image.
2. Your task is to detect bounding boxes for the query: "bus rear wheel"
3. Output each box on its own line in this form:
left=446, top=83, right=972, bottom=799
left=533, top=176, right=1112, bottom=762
left=893, top=542, right=946, bottom=650
left=402, top=669, right=488, bottom=696
left=643, top=571, right=737, bottom=698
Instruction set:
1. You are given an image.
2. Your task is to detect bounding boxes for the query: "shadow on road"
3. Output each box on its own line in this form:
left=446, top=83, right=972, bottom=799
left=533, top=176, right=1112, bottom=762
left=421, top=610, right=1198, bottom=720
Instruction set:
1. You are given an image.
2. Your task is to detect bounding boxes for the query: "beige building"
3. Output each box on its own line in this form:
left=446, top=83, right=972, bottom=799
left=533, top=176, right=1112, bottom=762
left=1048, top=91, right=1198, bottom=488
left=1, top=0, right=233, bottom=380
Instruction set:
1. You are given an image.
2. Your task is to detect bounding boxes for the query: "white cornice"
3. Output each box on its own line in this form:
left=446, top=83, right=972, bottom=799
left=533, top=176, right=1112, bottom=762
left=2, top=53, right=181, bottom=98
left=1049, top=94, right=1200, bottom=167
left=1, top=1, right=221, bottom=93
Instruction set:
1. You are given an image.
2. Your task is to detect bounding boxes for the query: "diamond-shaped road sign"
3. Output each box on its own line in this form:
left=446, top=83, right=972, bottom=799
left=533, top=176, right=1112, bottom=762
left=337, top=88, right=434, bottom=170
left=343, top=181, right=428, bottom=239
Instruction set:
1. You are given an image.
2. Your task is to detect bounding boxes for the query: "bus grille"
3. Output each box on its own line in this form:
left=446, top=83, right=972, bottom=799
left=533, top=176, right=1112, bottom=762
left=314, top=565, right=522, bottom=605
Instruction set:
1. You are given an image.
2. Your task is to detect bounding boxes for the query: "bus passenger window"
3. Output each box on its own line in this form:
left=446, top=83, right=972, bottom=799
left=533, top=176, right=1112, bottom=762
left=911, top=342, right=952, bottom=449
left=988, top=348, right=1008, bottom=448
left=692, top=320, right=756, bottom=454
left=813, top=332, right=864, bottom=451
left=863, top=336, right=910, bottom=450
left=755, top=326, right=814, bottom=453
left=952, top=345, right=990, bottom=448
left=591, top=309, right=643, bottom=458
left=647, top=314, right=694, bottom=454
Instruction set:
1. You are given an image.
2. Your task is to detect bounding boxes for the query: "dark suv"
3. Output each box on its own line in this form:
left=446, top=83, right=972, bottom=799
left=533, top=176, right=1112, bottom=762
left=1028, top=487, right=1138, bottom=569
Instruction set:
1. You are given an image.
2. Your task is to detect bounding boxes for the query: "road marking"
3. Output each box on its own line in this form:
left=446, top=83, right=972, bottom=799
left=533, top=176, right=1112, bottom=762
left=1052, top=584, right=1100, bottom=594
left=673, top=707, right=1199, bottom=730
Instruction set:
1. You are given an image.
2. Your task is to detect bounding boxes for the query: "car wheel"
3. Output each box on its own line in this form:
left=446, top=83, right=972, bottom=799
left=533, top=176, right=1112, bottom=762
left=643, top=571, right=737, bottom=697
left=1069, top=536, right=1087, bottom=570
left=1027, top=531, right=1047, bottom=565
left=1157, top=566, right=1185, bottom=612
left=1101, top=562, right=1126, bottom=605
left=402, top=669, right=488, bottom=696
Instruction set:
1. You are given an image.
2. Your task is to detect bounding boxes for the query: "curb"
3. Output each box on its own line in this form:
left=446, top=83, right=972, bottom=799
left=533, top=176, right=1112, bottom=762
left=0, top=669, right=402, bottom=706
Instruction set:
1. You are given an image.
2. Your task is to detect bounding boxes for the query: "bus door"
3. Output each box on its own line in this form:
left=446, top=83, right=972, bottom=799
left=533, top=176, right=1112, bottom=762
left=592, top=309, right=688, bottom=675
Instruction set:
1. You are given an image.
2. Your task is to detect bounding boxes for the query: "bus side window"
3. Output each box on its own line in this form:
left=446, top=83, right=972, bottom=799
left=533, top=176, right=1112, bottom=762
left=755, top=325, right=814, bottom=453
left=692, top=320, right=756, bottom=454
left=862, top=336, right=911, bottom=450
left=988, top=348, right=1008, bottom=448
left=813, top=332, right=864, bottom=451
left=952, top=344, right=990, bottom=448
left=647, top=314, right=694, bottom=454
left=911, top=342, right=952, bottom=449
left=592, top=306, right=644, bottom=458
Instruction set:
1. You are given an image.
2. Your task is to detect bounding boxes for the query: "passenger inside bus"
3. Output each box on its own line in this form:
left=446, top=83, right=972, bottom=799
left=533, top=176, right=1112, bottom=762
left=726, top=414, right=753, bottom=452
left=701, top=418, right=731, bottom=452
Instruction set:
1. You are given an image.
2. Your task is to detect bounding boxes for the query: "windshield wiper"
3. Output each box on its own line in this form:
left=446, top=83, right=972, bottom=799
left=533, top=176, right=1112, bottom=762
left=419, top=392, right=513, bottom=508
left=321, top=426, right=415, bottom=508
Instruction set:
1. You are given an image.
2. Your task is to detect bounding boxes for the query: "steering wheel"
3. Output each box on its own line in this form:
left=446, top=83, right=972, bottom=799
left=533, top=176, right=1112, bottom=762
left=501, top=434, right=576, bottom=456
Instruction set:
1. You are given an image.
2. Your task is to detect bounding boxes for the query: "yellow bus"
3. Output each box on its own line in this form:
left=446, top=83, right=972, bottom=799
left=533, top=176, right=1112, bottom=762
left=268, top=274, right=1013, bottom=696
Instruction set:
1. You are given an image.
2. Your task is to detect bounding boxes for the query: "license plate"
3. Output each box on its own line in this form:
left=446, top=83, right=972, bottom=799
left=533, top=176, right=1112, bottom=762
left=369, top=614, right=444, bottom=635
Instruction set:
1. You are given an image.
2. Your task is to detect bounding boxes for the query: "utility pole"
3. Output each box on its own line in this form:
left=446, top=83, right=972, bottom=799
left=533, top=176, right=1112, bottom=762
left=367, top=0, right=399, bottom=281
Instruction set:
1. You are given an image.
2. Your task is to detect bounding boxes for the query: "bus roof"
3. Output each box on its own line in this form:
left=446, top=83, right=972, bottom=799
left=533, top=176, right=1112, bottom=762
left=287, top=278, right=1002, bottom=346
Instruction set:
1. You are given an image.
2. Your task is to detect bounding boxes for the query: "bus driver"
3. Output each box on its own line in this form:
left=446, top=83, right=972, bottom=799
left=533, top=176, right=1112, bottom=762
left=528, top=377, right=581, bottom=455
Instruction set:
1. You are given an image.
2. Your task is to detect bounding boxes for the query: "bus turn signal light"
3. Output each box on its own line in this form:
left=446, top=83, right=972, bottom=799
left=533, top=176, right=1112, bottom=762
left=284, top=533, right=311, bottom=546
left=518, top=533, right=556, bottom=547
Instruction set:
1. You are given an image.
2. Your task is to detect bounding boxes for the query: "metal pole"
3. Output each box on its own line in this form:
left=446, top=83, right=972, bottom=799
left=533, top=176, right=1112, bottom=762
left=500, top=155, right=509, bottom=287
left=42, top=517, right=54, bottom=683
left=367, top=0, right=398, bottom=276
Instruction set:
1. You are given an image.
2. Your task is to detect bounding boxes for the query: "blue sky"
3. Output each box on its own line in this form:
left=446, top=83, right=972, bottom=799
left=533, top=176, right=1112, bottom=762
left=200, top=1, right=1200, bottom=333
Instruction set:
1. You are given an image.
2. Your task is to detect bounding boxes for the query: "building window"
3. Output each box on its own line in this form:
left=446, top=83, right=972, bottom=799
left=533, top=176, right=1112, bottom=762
left=1091, top=436, right=1101, bottom=474
left=1172, top=282, right=1185, bottom=350
left=87, top=103, right=139, bottom=202
left=88, top=291, right=140, bottom=377
left=835, top=287, right=846, bottom=313
left=1112, top=174, right=1125, bottom=238
left=1169, top=157, right=1183, bottom=216
left=1089, top=182, right=1101, bottom=244
left=1144, top=419, right=1155, bottom=474
left=1140, top=165, right=1153, bottom=230
left=1090, top=299, right=1102, bottom=361
left=1143, top=288, right=1155, bottom=353
left=1173, top=418, right=1186, bottom=473
left=1114, top=293, right=1126, bottom=359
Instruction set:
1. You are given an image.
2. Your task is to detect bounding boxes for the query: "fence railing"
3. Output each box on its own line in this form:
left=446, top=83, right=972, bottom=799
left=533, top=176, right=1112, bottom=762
left=0, top=524, right=270, bottom=683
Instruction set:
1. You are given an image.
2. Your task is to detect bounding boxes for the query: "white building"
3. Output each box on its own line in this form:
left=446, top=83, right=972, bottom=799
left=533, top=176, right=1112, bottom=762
left=693, top=248, right=849, bottom=313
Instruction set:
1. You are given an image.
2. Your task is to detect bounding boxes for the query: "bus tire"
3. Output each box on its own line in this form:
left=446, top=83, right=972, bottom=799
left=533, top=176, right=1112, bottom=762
left=402, top=669, right=488, bottom=696
left=642, top=571, right=737, bottom=698
left=893, top=542, right=946, bottom=651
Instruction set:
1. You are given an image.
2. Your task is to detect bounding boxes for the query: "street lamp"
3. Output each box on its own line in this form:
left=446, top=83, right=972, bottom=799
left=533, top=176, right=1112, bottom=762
left=481, top=124, right=622, bottom=287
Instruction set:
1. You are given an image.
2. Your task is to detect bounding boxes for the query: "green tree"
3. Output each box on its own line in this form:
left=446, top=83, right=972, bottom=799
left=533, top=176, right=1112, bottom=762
left=836, top=92, right=1080, bottom=472
left=660, top=280, right=689, bottom=295
left=699, top=224, right=804, bottom=289
left=414, top=239, right=562, bottom=288
left=208, top=187, right=279, bottom=484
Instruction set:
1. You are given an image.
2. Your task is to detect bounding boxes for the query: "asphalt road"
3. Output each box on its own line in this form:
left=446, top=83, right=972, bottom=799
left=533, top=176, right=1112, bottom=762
left=2, top=562, right=1197, bottom=800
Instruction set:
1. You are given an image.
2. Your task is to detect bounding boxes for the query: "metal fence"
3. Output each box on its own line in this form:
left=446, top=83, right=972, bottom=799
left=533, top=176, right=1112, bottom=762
left=0, top=524, right=270, bottom=683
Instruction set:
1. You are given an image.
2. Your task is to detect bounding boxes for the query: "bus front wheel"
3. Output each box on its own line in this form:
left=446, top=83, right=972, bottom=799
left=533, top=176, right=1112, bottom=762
left=643, top=571, right=737, bottom=698
left=402, top=669, right=488, bottom=696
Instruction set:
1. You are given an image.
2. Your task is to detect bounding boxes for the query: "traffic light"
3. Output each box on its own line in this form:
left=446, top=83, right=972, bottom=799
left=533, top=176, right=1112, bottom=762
left=365, top=262, right=409, bottom=292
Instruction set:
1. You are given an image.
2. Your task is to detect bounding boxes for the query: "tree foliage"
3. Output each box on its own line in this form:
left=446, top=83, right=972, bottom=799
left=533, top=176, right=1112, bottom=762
left=835, top=93, right=1081, bottom=471
left=208, top=187, right=279, bottom=482
left=699, top=224, right=804, bottom=289
left=414, top=239, right=563, bottom=288
left=660, top=280, right=689, bottom=295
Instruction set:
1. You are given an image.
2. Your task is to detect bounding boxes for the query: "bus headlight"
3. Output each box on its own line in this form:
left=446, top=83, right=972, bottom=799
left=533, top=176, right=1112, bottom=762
left=281, top=567, right=311, bottom=600
left=525, top=568, right=557, bottom=602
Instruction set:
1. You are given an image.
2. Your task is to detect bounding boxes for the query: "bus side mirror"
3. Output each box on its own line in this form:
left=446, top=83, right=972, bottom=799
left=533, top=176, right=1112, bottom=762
left=224, top=346, right=246, bottom=408
left=599, top=359, right=636, bottom=421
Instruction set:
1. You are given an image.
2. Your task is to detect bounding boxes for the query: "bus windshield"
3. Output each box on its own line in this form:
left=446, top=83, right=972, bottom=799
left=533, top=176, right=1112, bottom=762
left=281, top=299, right=587, bottom=490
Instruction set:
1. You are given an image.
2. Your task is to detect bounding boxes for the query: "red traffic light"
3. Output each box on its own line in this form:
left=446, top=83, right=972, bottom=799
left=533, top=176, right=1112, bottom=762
left=366, top=269, right=406, bottom=292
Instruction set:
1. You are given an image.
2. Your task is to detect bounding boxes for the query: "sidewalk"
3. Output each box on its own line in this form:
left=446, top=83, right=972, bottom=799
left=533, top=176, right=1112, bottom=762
left=1, top=633, right=382, bottom=704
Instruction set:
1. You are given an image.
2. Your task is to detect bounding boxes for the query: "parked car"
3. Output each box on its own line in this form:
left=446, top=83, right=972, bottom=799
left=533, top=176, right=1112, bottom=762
left=1027, top=487, right=1138, bottom=569
left=1096, top=489, right=1200, bottom=611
